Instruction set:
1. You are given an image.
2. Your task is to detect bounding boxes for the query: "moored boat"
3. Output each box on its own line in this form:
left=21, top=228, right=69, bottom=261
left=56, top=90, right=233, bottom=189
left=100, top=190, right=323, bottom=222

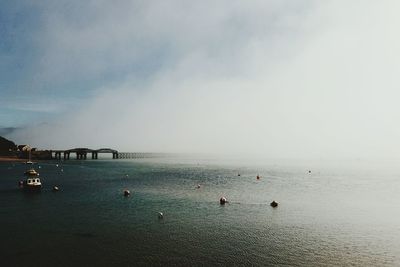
left=24, top=168, right=39, bottom=176
left=21, top=168, right=42, bottom=191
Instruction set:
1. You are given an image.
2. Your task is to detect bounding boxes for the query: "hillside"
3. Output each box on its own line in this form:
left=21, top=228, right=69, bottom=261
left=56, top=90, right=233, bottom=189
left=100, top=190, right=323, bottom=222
left=0, top=136, right=17, bottom=155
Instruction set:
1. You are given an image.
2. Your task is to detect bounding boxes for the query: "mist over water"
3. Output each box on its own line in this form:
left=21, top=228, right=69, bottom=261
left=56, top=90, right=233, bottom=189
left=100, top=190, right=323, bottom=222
left=3, top=1, right=400, bottom=266
left=4, top=1, right=400, bottom=160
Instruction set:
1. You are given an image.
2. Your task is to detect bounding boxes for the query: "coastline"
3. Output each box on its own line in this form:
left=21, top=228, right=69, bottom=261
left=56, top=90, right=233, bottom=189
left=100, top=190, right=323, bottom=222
left=0, top=156, right=27, bottom=162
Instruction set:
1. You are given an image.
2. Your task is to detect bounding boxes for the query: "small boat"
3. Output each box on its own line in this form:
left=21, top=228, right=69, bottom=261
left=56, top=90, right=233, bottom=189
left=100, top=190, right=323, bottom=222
left=21, top=168, right=42, bottom=191
left=25, top=150, right=34, bottom=165
left=23, top=177, right=42, bottom=191
left=24, top=168, right=39, bottom=176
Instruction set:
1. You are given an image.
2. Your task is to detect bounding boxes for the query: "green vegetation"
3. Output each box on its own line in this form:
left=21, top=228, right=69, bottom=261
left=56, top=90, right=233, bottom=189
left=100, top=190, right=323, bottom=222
left=0, top=136, right=17, bottom=155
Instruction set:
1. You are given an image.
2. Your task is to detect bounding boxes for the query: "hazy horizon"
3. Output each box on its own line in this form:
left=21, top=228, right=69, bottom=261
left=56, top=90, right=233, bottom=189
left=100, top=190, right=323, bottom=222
left=2, top=1, right=400, bottom=159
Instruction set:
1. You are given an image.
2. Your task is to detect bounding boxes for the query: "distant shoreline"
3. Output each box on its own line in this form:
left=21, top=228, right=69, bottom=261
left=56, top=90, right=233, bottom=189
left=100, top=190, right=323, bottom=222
left=0, top=156, right=27, bottom=162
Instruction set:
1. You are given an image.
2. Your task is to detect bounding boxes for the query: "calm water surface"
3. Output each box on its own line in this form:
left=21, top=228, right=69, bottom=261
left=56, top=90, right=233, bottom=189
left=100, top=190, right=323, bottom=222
left=1, top=157, right=400, bottom=266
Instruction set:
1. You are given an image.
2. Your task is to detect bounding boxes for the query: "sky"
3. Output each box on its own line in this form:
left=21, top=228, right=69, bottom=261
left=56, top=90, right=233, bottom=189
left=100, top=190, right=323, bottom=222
left=1, top=0, right=400, bottom=159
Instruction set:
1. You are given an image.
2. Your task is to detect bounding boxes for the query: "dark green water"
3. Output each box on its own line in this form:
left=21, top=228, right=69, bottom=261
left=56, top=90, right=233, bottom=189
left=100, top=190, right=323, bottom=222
left=1, top=158, right=400, bottom=266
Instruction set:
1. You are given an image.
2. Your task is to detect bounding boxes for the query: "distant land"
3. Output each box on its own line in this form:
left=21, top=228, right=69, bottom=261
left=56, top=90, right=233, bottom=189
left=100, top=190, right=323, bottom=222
left=0, top=136, right=52, bottom=161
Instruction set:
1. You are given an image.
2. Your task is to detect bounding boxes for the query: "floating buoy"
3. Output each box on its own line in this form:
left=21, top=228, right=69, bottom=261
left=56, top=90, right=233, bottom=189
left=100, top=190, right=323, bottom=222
left=270, top=201, right=278, bottom=208
left=123, top=189, right=130, bottom=196
left=308, top=170, right=311, bottom=174
left=158, top=212, right=164, bottom=219
left=220, top=197, right=227, bottom=205
left=196, top=184, right=201, bottom=189
left=238, top=173, right=241, bottom=176
left=53, top=186, right=59, bottom=192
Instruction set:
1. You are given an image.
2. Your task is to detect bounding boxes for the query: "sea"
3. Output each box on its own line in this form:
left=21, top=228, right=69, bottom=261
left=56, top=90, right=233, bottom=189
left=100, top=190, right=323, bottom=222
left=1, top=156, right=400, bottom=266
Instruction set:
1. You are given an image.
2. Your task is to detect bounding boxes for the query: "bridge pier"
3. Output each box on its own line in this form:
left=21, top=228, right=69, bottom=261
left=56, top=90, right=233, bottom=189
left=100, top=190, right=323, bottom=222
left=63, top=152, right=70, bottom=160
left=92, top=152, right=98, bottom=159
left=54, top=152, right=62, bottom=160
left=76, top=152, right=85, bottom=160
left=77, top=152, right=87, bottom=160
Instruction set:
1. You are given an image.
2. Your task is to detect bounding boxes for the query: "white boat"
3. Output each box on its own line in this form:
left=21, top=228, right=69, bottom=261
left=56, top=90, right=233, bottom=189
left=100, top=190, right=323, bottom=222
left=20, top=168, right=42, bottom=191
left=26, top=150, right=34, bottom=165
